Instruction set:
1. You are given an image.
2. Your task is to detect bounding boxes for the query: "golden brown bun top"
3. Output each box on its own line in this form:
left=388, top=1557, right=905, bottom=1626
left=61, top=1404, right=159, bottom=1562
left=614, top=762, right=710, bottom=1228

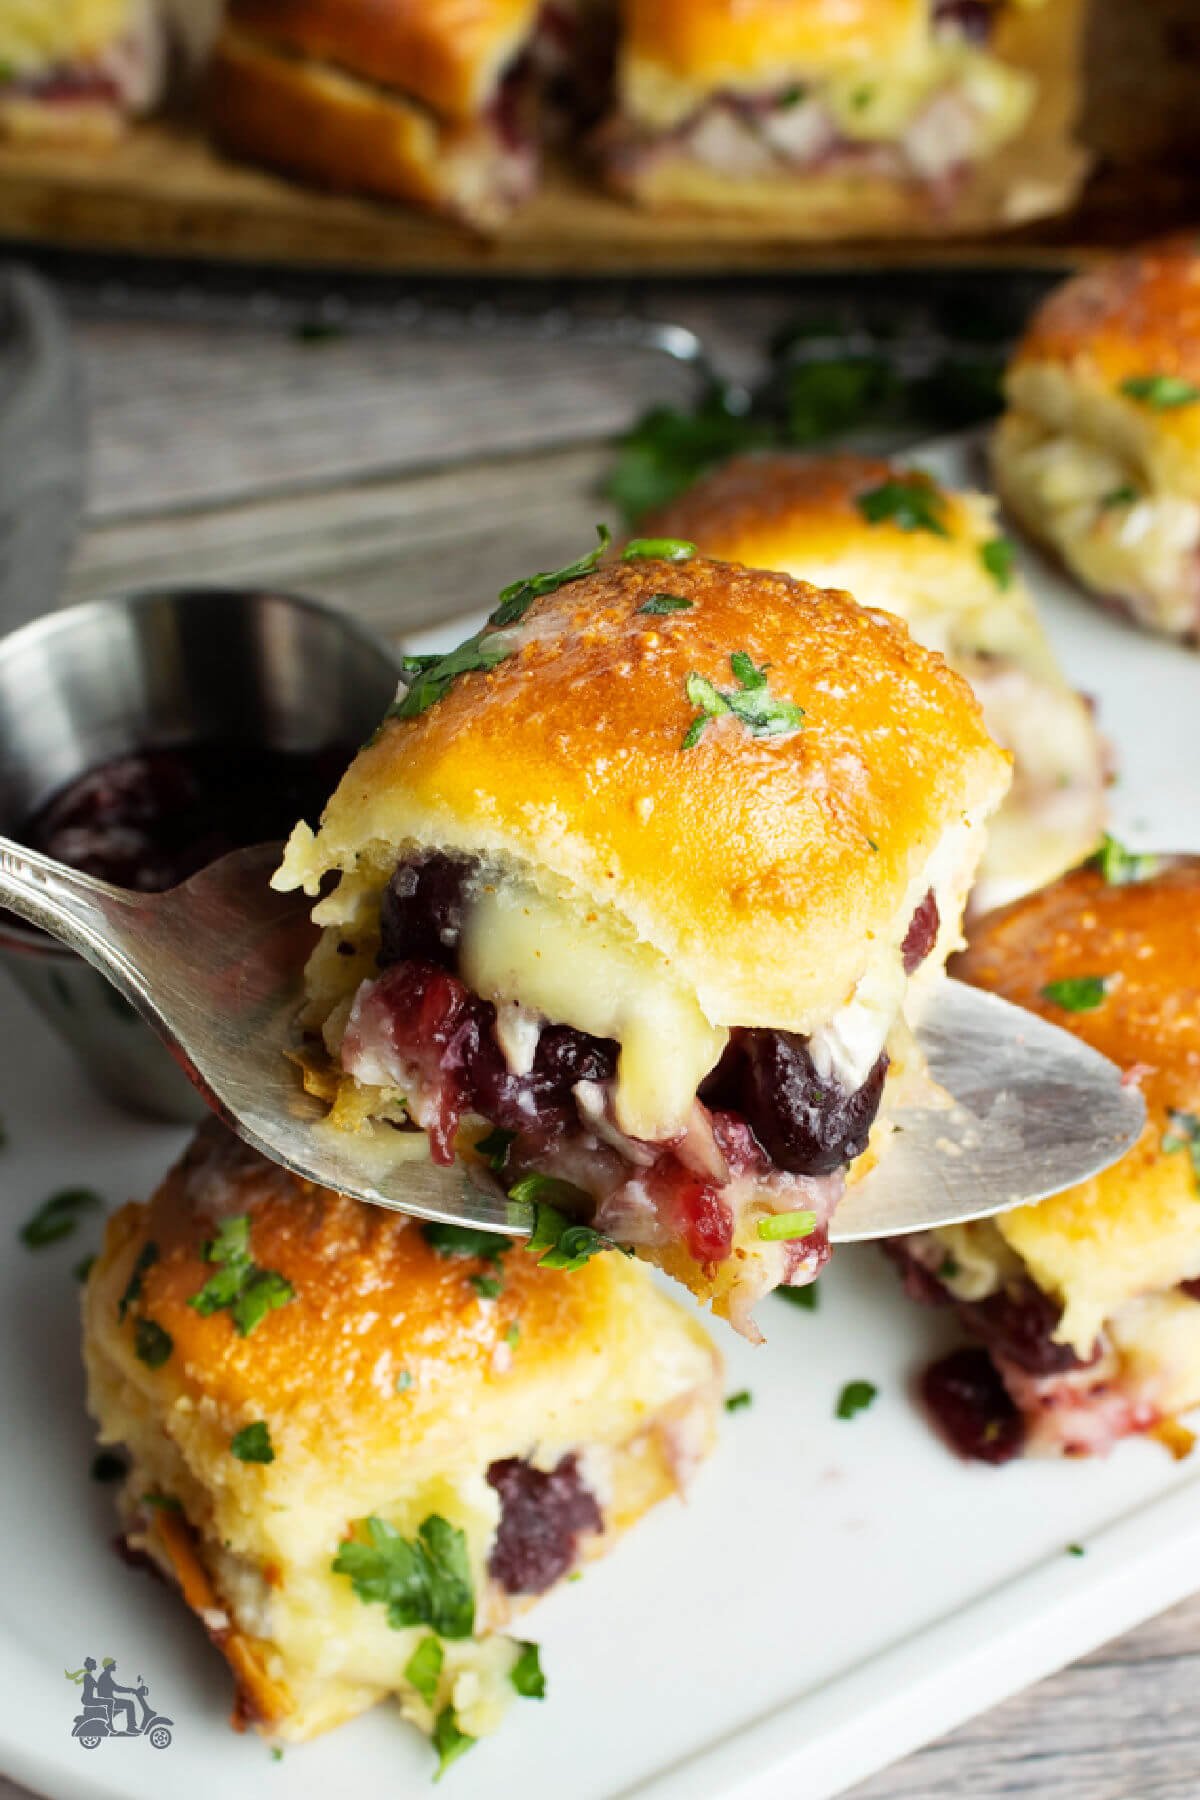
left=623, top=0, right=927, bottom=86
left=1007, top=235, right=1200, bottom=487
left=292, top=554, right=1010, bottom=1032
left=1016, top=235, right=1200, bottom=394
left=225, top=0, right=540, bottom=118
left=90, top=1124, right=716, bottom=1480
left=957, top=860, right=1200, bottom=1119
left=646, top=451, right=993, bottom=579
left=955, top=862, right=1200, bottom=1346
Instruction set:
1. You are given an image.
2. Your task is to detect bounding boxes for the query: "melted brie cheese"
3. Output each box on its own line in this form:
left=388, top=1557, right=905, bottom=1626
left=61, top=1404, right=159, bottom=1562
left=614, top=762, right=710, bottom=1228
left=1002, top=422, right=1200, bottom=631
left=0, top=0, right=135, bottom=71
left=460, top=878, right=728, bottom=1142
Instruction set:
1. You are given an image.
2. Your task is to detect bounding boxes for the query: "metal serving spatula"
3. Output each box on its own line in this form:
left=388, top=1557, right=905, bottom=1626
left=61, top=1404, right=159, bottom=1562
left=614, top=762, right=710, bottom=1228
left=0, top=838, right=1145, bottom=1242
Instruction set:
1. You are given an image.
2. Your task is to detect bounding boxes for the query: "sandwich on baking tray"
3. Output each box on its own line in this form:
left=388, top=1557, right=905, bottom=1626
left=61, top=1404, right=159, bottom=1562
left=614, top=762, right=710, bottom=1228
left=0, top=0, right=165, bottom=144
left=887, top=848, right=1200, bottom=1463
left=83, top=1122, right=721, bottom=1770
left=644, top=451, right=1108, bottom=912
left=596, top=0, right=1089, bottom=234
left=273, top=533, right=1011, bottom=1338
left=208, top=0, right=613, bottom=227
left=993, top=234, right=1200, bottom=643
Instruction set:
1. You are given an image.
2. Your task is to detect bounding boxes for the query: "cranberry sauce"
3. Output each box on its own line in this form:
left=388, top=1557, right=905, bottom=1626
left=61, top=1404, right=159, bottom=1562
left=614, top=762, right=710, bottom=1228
left=701, top=1033, right=889, bottom=1178
left=19, top=742, right=355, bottom=893
left=373, top=852, right=889, bottom=1205
left=921, top=1347, right=1025, bottom=1464
left=884, top=1241, right=1091, bottom=1463
left=957, top=1283, right=1092, bottom=1378
left=901, top=889, right=940, bottom=975
left=360, top=958, right=617, bottom=1165
left=486, top=1454, right=603, bottom=1594
left=931, top=0, right=995, bottom=43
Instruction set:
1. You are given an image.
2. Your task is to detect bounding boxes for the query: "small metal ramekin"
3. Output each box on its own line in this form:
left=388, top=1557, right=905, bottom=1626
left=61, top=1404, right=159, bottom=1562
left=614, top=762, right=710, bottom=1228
left=0, top=586, right=400, bottom=1122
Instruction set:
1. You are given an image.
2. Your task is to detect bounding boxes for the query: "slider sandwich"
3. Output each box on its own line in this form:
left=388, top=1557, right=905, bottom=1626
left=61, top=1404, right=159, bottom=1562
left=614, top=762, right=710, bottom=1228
left=646, top=453, right=1107, bottom=911
left=888, top=850, right=1200, bottom=1461
left=83, top=1122, right=719, bottom=1766
left=994, top=234, right=1200, bottom=642
left=598, top=0, right=1087, bottom=234
left=209, top=0, right=601, bottom=228
left=0, top=0, right=165, bottom=144
left=274, top=536, right=1011, bottom=1336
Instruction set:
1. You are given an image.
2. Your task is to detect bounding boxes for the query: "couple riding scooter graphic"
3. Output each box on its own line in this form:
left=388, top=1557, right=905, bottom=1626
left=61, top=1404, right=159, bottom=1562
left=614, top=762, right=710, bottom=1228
left=64, top=1655, right=173, bottom=1749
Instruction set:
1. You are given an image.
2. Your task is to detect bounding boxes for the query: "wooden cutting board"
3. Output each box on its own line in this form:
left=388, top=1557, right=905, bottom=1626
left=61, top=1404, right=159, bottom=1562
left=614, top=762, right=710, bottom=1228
left=0, top=0, right=1192, bottom=276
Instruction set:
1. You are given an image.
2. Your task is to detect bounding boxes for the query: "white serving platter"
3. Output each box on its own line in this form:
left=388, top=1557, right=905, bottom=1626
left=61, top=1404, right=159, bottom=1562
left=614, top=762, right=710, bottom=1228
left=2, top=434, right=1199, bottom=1800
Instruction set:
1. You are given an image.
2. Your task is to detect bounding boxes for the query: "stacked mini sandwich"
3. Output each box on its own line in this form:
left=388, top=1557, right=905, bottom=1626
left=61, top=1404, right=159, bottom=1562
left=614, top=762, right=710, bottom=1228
left=0, top=0, right=165, bottom=143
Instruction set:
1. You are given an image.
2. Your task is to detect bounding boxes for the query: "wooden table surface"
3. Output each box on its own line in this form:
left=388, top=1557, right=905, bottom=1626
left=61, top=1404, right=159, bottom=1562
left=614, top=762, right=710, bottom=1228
left=14, top=293, right=1200, bottom=1800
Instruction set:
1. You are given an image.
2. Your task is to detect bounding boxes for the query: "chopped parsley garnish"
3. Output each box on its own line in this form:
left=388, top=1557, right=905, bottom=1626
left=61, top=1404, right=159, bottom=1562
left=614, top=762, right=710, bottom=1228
left=142, top=1490, right=182, bottom=1511
left=490, top=524, right=612, bottom=628
left=333, top=1514, right=475, bottom=1639
left=856, top=475, right=949, bottom=537
left=1100, top=483, right=1137, bottom=509
left=468, top=1272, right=504, bottom=1300
left=90, top=1450, right=126, bottom=1483
left=188, top=1214, right=295, bottom=1337
left=19, top=1186, right=103, bottom=1249
left=836, top=1379, right=878, bottom=1420
left=231, top=1421, right=275, bottom=1464
left=1041, top=976, right=1110, bottom=1013
left=510, top=1640, right=546, bottom=1699
left=939, top=1255, right=960, bottom=1281
left=682, top=652, right=804, bottom=750
left=118, top=1240, right=159, bottom=1322
left=74, top=1255, right=96, bottom=1284
left=756, top=1209, right=817, bottom=1242
left=778, top=83, right=807, bottom=108
left=850, top=84, right=874, bottom=111
left=504, top=1321, right=521, bottom=1349
left=776, top=1282, right=819, bottom=1310
left=638, top=593, right=693, bottom=615
left=1089, top=833, right=1158, bottom=886
left=1066, top=1543, right=1086, bottom=1557
left=514, top=1180, right=615, bottom=1272
left=133, top=1318, right=173, bottom=1369
left=621, top=536, right=696, bottom=563
left=724, top=1390, right=753, bottom=1413
left=390, top=629, right=514, bottom=721
left=979, top=536, right=1015, bottom=589
left=421, top=1220, right=506, bottom=1263
left=1163, top=1110, right=1200, bottom=1190
left=404, top=1634, right=444, bottom=1706
left=473, top=1126, right=516, bottom=1173
left=432, top=1704, right=476, bottom=1781
left=605, top=385, right=772, bottom=521
left=1120, top=374, right=1200, bottom=410
left=395, top=1369, right=414, bottom=1393
left=270, top=1746, right=284, bottom=1762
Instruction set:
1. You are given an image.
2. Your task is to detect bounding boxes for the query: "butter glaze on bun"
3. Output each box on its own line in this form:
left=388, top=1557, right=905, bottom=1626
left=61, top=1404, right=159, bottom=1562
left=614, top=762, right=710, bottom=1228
left=83, top=1123, right=719, bottom=1746
left=994, top=235, right=1200, bottom=640
left=645, top=452, right=1107, bottom=909
left=893, top=858, right=1200, bottom=1459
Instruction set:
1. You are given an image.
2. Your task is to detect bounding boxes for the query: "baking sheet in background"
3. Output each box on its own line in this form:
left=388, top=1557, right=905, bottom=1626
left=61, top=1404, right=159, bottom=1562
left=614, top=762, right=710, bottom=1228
left=1, top=434, right=1199, bottom=1800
